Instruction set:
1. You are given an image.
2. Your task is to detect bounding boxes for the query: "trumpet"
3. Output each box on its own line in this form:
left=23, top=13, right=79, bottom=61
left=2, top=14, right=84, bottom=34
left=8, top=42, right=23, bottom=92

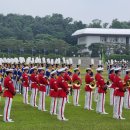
left=73, top=80, right=81, bottom=87
left=86, top=80, right=96, bottom=89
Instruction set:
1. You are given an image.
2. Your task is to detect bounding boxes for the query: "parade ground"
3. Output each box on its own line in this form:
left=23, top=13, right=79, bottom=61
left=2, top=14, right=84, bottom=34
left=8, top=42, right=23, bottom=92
left=0, top=68, right=129, bottom=130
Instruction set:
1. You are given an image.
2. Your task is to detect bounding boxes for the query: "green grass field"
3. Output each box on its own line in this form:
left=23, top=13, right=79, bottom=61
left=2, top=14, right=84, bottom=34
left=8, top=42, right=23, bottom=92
left=0, top=68, right=130, bottom=130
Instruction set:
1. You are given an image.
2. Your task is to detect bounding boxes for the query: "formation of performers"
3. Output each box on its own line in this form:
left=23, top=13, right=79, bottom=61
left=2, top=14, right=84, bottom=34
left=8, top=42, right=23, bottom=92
left=0, top=57, right=129, bottom=122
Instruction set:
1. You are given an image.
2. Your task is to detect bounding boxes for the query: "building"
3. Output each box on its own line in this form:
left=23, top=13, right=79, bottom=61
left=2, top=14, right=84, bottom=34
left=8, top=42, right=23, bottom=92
left=72, top=28, right=130, bottom=55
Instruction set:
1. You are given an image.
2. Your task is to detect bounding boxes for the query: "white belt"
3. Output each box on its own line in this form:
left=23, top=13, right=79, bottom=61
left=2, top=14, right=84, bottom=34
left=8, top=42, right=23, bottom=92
left=39, top=84, right=46, bottom=86
left=115, top=87, right=119, bottom=90
left=31, top=82, right=36, bottom=83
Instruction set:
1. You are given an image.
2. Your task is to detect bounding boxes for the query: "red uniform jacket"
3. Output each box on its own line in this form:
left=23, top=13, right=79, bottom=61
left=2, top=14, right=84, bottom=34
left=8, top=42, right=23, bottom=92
left=49, top=77, right=58, bottom=97
left=95, top=73, right=106, bottom=93
left=124, top=74, right=130, bottom=92
left=0, top=85, right=2, bottom=93
left=30, top=73, right=39, bottom=89
left=57, top=76, right=68, bottom=97
left=3, top=76, right=16, bottom=98
left=85, top=73, right=94, bottom=92
left=95, top=73, right=100, bottom=88
left=22, top=73, right=29, bottom=87
left=64, top=72, right=72, bottom=82
left=72, top=73, right=82, bottom=89
left=114, top=75, right=124, bottom=97
left=38, top=74, right=48, bottom=92
left=64, top=72, right=72, bottom=88
left=109, top=73, right=116, bottom=89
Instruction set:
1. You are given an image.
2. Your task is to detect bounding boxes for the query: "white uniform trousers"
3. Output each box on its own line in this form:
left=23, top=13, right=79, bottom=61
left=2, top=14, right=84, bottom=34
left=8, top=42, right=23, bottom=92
left=3, top=97, right=13, bottom=122
left=73, top=89, right=80, bottom=106
left=57, top=97, right=66, bottom=120
left=96, top=93, right=105, bottom=113
left=110, top=88, right=114, bottom=106
left=94, top=87, right=98, bottom=102
left=38, top=91, right=46, bottom=111
left=30, top=88, right=38, bottom=107
left=50, top=97, right=57, bottom=115
left=23, top=87, right=29, bottom=104
left=66, top=94, right=70, bottom=103
left=84, top=91, right=93, bottom=110
left=124, top=90, right=130, bottom=109
left=113, top=96, right=124, bottom=118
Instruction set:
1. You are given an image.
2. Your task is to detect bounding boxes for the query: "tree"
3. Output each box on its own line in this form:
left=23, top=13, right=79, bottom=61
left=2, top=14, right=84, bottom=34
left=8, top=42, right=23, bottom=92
left=88, top=19, right=102, bottom=28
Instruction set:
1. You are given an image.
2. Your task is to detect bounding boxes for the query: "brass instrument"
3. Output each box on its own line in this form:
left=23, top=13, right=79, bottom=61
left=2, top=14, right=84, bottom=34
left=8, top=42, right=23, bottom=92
left=67, top=80, right=73, bottom=96
left=73, top=80, right=81, bottom=87
left=67, top=80, right=72, bottom=87
left=86, top=80, right=96, bottom=89
left=126, top=80, right=130, bottom=88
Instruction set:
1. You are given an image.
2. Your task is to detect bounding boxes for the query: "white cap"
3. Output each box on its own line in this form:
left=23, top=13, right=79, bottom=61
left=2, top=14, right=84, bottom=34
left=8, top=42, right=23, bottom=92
left=74, top=68, right=79, bottom=71
left=6, top=69, right=14, bottom=72
left=47, top=58, right=51, bottom=64
left=110, top=59, right=114, bottom=65
left=0, top=61, right=2, bottom=66
left=96, top=67, right=104, bottom=71
left=65, top=67, right=68, bottom=70
left=58, top=68, right=66, bottom=73
left=114, top=67, right=121, bottom=71
left=86, top=68, right=92, bottom=71
left=126, top=69, right=130, bottom=72
left=38, top=67, right=45, bottom=70
left=30, top=66, right=37, bottom=70
left=42, top=57, right=46, bottom=64
left=50, top=59, right=54, bottom=65
left=62, top=57, right=66, bottom=64
left=23, top=67, right=29, bottom=70
left=110, top=67, right=115, bottom=71
left=50, top=70, right=57, bottom=75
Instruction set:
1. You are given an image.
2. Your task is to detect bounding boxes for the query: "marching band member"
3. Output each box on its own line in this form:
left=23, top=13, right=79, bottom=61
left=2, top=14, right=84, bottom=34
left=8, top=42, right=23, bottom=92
left=30, top=67, right=39, bottom=107
left=84, top=68, right=94, bottom=110
left=109, top=68, right=115, bottom=106
left=123, top=69, right=130, bottom=109
left=113, top=67, right=125, bottom=119
left=49, top=70, right=58, bottom=115
left=12, top=65, right=18, bottom=91
left=3, top=69, right=16, bottom=122
left=17, top=65, right=23, bottom=94
left=57, top=68, right=69, bottom=121
left=64, top=67, right=72, bottom=103
left=0, top=82, right=2, bottom=117
left=72, top=68, right=82, bottom=106
left=38, top=67, right=48, bottom=111
left=45, top=64, right=51, bottom=96
left=22, top=67, right=29, bottom=104
left=96, top=67, right=108, bottom=114
left=94, top=63, right=102, bottom=102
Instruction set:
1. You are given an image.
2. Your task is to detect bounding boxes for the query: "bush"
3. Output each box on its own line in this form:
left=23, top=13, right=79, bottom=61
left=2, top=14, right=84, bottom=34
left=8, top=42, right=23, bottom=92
left=108, top=54, right=130, bottom=61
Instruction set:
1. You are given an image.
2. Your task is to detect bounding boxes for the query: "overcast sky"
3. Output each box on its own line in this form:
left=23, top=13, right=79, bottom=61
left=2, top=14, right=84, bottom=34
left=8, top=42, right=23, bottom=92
left=0, top=0, right=130, bottom=24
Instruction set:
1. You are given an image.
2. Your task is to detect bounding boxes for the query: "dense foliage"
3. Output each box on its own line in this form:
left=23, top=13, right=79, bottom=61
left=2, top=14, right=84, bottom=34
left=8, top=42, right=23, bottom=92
left=0, top=13, right=130, bottom=57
